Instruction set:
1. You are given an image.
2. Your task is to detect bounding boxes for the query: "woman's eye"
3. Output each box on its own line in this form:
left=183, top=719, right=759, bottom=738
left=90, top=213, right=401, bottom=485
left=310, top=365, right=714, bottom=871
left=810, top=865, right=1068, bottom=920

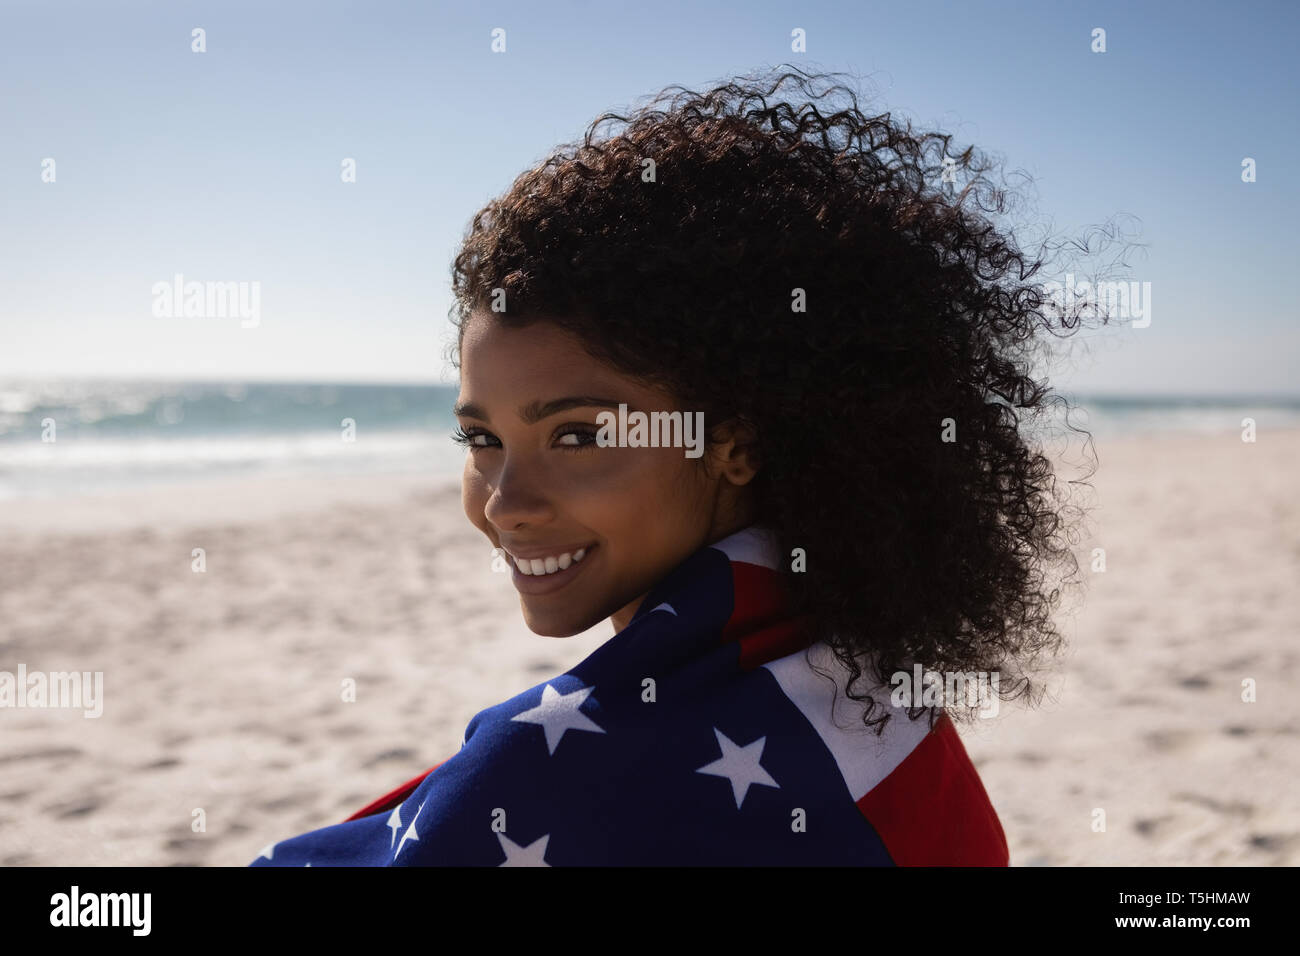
left=451, top=426, right=497, bottom=448
left=452, top=425, right=599, bottom=450
left=555, top=427, right=599, bottom=448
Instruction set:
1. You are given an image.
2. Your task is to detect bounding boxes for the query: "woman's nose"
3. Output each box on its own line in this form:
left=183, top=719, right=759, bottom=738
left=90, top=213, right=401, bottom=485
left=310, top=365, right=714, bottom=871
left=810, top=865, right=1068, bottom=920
left=483, top=458, right=557, bottom=530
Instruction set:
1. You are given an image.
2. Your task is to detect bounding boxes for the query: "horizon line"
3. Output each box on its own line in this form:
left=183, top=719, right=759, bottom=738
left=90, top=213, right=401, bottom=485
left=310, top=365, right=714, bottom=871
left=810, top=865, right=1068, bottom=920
left=1, top=374, right=1298, bottom=403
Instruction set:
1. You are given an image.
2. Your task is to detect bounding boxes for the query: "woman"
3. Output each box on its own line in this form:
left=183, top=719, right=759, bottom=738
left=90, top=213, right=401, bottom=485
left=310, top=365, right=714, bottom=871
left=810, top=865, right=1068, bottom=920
left=251, top=65, right=1092, bottom=866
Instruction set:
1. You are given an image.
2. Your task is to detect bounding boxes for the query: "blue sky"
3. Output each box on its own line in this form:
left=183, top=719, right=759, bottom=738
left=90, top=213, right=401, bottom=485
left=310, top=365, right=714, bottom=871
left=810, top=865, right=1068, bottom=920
left=1, top=0, right=1296, bottom=394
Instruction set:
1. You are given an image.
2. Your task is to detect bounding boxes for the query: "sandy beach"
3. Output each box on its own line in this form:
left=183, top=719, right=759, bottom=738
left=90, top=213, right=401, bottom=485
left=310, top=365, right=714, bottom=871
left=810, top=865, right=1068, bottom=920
left=1, top=428, right=1296, bottom=866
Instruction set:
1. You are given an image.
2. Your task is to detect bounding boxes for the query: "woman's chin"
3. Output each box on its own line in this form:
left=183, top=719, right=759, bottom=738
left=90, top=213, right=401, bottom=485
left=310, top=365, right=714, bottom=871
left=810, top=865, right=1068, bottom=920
left=518, top=603, right=601, bottom=638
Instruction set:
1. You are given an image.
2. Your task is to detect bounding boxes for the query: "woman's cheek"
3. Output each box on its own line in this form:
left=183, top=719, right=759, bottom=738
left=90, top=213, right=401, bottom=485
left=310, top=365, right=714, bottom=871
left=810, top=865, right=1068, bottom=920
left=573, top=445, right=660, bottom=490
left=461, top=464, right=492, bottom=526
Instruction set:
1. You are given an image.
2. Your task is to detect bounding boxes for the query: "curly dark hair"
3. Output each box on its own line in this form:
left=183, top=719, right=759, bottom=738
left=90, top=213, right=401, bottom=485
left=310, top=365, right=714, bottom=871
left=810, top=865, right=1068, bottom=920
left=447, top=64, right=1109, bottom=734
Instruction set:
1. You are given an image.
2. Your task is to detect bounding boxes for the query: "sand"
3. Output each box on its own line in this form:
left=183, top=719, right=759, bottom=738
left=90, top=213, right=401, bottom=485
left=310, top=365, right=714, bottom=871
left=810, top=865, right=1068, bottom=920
left=0, top=429, right=1296, bottom=866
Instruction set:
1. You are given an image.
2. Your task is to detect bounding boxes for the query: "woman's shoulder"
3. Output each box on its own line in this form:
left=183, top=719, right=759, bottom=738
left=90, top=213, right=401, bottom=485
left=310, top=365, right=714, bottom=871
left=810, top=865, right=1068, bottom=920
left=760, top=640, right=1010, bottom=866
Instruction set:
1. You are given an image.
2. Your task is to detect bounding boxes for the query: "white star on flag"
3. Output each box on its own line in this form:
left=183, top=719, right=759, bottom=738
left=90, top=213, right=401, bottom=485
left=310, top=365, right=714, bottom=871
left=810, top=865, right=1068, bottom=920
left=497, top=832, right=551, bottom=866
left=394, top=800, right=425, bottom=858
left=511, top=683, right=606, bottom=755
left=695, top=728, right=780, bottom=808
left=257, top=841, right=276, bottom=860
left=387, top=806, right=403, bottom=849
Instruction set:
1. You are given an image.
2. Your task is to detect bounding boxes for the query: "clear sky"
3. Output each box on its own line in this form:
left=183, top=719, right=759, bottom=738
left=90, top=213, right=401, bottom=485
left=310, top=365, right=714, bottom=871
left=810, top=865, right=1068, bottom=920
left=1, top=0, right=1296, bottom=394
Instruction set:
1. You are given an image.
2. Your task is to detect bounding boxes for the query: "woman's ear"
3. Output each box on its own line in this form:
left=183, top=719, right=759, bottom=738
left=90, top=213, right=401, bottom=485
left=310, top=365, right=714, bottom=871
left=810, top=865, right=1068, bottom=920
left=706, top=418, right=762, bottom=486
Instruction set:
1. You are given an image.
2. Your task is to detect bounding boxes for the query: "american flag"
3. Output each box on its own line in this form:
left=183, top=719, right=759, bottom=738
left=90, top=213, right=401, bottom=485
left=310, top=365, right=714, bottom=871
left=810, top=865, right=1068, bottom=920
left=249, top=526, right=1008, bottom=866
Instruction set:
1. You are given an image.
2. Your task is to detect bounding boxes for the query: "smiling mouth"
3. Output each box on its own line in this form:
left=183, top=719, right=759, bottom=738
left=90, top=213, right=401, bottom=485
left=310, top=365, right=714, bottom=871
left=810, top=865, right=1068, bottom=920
left=505, top=543, right=599, bottom=595
left=504, top=544, right=595, bottom=577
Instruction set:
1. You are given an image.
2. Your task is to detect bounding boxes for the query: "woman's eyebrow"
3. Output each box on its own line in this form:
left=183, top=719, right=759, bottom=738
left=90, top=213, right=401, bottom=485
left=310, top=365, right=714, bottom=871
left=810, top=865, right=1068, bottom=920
left=452, top=395, right=625, bottom=425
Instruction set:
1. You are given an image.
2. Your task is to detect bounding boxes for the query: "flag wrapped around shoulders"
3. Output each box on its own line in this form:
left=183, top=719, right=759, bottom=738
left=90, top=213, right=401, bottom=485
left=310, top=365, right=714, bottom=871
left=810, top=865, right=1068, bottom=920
left=249, top=525, right=1008, bottom=866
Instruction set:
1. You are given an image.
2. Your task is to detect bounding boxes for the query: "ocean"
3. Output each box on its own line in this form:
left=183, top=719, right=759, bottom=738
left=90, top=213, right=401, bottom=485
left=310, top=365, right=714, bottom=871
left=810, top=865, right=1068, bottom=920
left=0, top=380, right=463, bottom=500
left=1, top=379, right=1297, bottom=500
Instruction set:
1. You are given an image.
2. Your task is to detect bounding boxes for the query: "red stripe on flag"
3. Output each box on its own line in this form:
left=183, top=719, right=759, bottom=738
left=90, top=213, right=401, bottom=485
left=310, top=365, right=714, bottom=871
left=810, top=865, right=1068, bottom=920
left=342, top=760, right=446, bottom=822
left=736, top=614, right=818, bottom=670
left=855, top=713, right=1009, bottom=866
left=723, top=562, right=817, bottom=669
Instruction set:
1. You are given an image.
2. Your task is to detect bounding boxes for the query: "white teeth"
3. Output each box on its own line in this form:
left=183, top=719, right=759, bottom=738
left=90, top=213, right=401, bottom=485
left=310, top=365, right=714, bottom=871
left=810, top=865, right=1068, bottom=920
left=511, top=547, right=591, bottom=576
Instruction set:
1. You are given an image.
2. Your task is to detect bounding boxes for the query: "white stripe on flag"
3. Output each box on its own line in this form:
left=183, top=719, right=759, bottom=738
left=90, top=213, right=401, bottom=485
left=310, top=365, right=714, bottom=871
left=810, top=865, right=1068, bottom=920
left=762, top=641, right=934, bottom=801
left=709, top=525, right=780, bottom=570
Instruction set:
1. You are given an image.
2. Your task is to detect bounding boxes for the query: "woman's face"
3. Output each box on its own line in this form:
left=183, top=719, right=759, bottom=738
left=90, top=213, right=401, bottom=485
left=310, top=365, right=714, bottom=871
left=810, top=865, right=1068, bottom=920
left=456, top=310, right=758, bottom=637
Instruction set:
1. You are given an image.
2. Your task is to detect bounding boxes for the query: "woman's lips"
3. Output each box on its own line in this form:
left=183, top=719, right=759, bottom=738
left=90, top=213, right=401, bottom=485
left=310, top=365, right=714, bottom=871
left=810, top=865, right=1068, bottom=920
left=509, top=543, right=598, bottom=595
